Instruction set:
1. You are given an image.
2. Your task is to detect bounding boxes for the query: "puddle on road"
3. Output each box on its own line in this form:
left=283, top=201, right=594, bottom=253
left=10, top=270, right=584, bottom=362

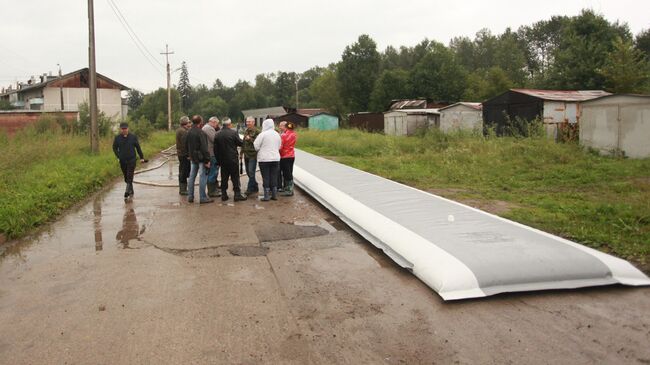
left=255, top=223, right=330, bottom=243
left=0, top=154, right=353, bottom=271
left=156, top=245, right=269, bottom=258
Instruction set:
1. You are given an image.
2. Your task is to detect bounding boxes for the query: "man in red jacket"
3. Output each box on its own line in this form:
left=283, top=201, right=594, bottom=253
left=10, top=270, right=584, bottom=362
left=278, top=121, right=297, bottom=197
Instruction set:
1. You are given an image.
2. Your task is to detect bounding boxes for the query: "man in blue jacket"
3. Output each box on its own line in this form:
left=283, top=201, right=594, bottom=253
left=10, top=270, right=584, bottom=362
left=112, top=122, right=145, bottom=199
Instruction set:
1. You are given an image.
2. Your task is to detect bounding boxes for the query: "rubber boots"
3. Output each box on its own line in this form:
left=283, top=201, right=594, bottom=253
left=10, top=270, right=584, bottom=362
left=207, top=182, right=221, bottom=197
left=281, top=180, right=294, bottom=196
left=261, top=188, right=271, bottom=202
left=127, top=183, right=134, bottom=197
left=179, top=182, right=188, bottom=196
left=271, top=187, right=278, bottom=201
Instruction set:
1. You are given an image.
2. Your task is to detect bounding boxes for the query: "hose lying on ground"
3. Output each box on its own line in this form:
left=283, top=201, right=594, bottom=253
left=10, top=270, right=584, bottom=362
left=133, top=145, right=254, bottom=187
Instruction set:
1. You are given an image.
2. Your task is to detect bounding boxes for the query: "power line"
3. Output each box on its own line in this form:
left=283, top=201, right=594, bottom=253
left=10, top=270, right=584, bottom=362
left=107, top=0, right=165, bottom=69
left=0, top=45, right=34, bottom=68
left=106, top=0, right=164, bottom=76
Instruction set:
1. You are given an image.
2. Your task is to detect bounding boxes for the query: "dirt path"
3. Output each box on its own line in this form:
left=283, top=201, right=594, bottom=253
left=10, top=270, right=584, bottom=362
left=0, top=156, right=649, bottom=364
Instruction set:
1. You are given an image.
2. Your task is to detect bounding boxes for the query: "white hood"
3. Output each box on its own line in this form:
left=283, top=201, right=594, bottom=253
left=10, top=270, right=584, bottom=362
left=262, top=119, right=275, bottom=132
left=254, top=119, right=282, bottom=162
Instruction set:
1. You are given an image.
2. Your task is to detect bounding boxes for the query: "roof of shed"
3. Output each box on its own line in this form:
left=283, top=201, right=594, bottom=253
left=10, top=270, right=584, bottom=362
left=439, top=102, right=482, bottom=111
left=581, top=93, right=650, bottom=103
left=0, top=68, right=129, bottom=96
left=384, top=108, right=440, bottom=115
left=241, top=106, right=287, bottom=117
left=296, top=108, right=327, bottom=116
left=310, top=112, right=339, bottom=118
left=511, top=89, right=611, bottom=102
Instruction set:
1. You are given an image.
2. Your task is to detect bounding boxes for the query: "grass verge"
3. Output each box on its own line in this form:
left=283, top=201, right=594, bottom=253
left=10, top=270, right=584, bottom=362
left=0, top=129, right=174, bottom=240
left=298, top=129, right=650, bottom=269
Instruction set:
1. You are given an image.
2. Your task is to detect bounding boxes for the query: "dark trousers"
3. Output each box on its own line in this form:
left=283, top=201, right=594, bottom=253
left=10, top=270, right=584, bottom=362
left=178, top=155, right=190, bottom=184
left=220, top=160, right=241, bottom=194
left=120, top=159, right=136, bottom=184
left=280, top=158, right=294, bottom=186
left=244, top=157, right=259, bottom=192
left=260, top=161, right=279, bottom=190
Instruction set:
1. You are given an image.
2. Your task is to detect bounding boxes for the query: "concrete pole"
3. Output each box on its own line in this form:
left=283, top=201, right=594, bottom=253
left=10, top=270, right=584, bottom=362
left=295, top=79, right=299, bottom=110
left=58, top=63, right=64, bottom=111
left=88, top=0, right=99, bottom=153
left=161, top=44, right=174, bottom=131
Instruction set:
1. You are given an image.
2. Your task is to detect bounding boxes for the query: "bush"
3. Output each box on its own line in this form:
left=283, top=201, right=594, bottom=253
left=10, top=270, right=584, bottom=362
left=155, top=111, right=167, bottom=129
left=34, top=114, right=62, bottom=134
left=128, top=116, right=154, bottom=140
left=500, top=114, right=544, bottom=138
left=77, top=102, right=113, bottom=136
left=53, top=112, right=75, bottom=134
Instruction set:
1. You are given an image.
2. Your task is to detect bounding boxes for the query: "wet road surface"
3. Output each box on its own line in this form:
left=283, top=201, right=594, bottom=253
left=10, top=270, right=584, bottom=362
left=1, top=155, right=649, bottom=364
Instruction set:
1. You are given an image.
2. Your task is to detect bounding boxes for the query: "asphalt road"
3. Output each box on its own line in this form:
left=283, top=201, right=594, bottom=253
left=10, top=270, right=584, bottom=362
left=0, top=155, right=648, bottom=364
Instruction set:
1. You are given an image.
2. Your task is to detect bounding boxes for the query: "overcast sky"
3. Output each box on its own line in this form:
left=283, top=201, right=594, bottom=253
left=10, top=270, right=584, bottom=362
left=1, top=0, right=649, bottom=93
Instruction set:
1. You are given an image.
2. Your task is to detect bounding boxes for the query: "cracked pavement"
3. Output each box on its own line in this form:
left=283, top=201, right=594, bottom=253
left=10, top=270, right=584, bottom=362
left=0, top=155, right=649, bottom=364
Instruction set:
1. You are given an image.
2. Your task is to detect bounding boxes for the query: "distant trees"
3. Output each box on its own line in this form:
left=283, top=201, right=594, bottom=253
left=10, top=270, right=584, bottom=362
left=126, top=89, right=144, bottom=111
left=337, top=34, right=381, bottom=113
left=177, top=61, right=192, bottom=111
left=192, top=96, right=229, bottom=120
left=309, top=69, right=344, bottom=116
left=131, top=88, right=182, bottom=129
left=128, top=8, right=650, bottom=128
left=410, top=42, right=468, bottom=102
left=369, top=69, right=410, bottom=112
left=635, top=29, right=650, bottom=59
left=545, top=10, right=631, bottom=90
left=599, top=37, right=650, bottom=93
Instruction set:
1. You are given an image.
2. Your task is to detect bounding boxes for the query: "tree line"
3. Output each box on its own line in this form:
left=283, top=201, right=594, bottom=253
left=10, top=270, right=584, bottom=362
left=127, top=9, right=650, bottom=126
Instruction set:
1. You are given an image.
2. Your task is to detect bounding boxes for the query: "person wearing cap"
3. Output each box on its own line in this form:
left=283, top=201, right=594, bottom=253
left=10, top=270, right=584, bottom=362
left=278, top=121, right=297, bottom=196
left=186, top=115, right=213, bottom=204
left=202, top=116, right=221, bottom=197
left=241, top=116, right=260, bottom=195
left=112, top=122, right=145, bottom=199
left=253, top=119, right=281, bottom=201
left=176, top=116, right=191, bottom=195
left=214, top=118, right=247, bottom=201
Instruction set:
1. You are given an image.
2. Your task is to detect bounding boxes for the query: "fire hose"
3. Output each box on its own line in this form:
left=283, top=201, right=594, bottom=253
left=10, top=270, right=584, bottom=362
left=133, top=145, right=254, bottom=187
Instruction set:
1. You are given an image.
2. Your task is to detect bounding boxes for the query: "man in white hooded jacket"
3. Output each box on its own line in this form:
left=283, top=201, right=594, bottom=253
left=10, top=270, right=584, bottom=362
left=253, top=119, right=281, bottom=201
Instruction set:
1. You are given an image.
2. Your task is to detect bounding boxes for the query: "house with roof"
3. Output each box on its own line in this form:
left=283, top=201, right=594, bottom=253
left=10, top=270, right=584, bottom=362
left=384, top=108, right=440, bottom=136
left=274, top=108, right=328, bottom=128
left=387, top=98, right=450, bottom=111
left=0, top=68, right=129, bottom=119
left=241, top=106, right=289, bottom=127
left=482, top=89, right=611, bottom=138
left=580, top=94, right=650, bottom=158
left=439, top=102, right=482, bottom=133
left=349, top=112, right=384, bottom=132
left=308, top=112, right=339, bottom=131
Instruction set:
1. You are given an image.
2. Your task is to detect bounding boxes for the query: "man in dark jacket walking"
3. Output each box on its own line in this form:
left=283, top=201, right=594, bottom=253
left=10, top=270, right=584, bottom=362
left=113, top=122, right=145, bottom=199
left=214, top=118, right=246, bottom=201
left=186, top=115, right=213, bottom=204
left=175, top=116, right=191, bottom=195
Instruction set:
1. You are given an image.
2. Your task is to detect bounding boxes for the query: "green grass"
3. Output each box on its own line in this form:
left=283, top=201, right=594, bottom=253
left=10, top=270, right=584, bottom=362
left=297, top=129, right=650, bottom=268
left=0, top=128, right=175, bottom=240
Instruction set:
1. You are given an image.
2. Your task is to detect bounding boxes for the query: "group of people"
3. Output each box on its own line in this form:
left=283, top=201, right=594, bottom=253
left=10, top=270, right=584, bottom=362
left=111, top=115, right=297, bottom=203
left=175, top=115, right=297, bottom=204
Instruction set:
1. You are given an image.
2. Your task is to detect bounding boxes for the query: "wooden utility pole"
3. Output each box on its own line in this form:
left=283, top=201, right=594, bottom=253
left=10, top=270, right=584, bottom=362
left=88, top=0, right=99, bottom=153
left=161, top=44, right=174, bottom=131
left=57, top=63, right=64, bottom=111
left=295, top=79, right=299, bottom=110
